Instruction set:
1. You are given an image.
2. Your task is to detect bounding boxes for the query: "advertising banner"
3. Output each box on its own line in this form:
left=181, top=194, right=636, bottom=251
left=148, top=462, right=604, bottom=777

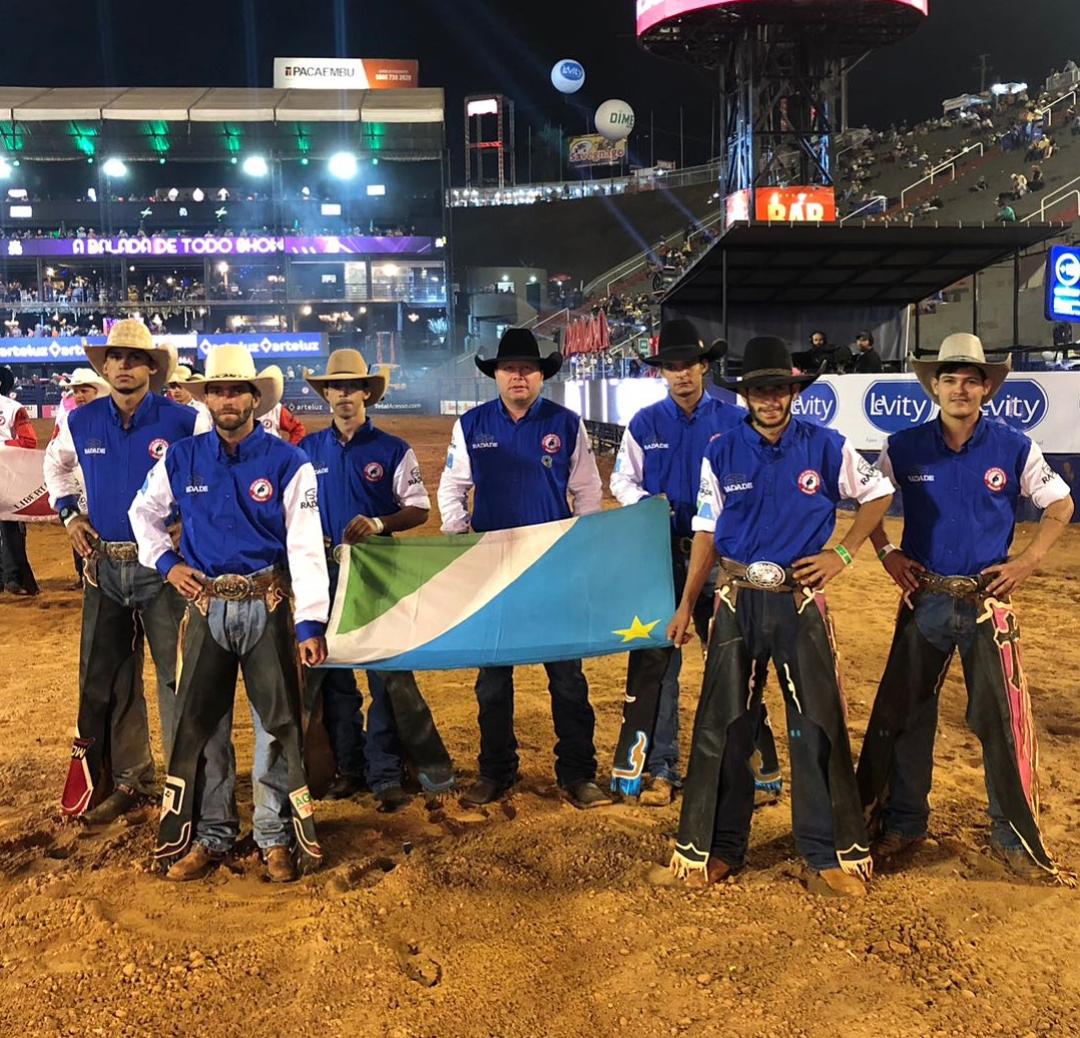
left=0, top=235, right=435, bottom=260
left=196, top=334, right=326, bottom=360
left=273, top=57, right=419, bottom=90
left=567, top=135, right=628, bottom=167
left=0, top=334, right=194, bottom=366
left=1045, top=245, right=1080, bottom=322
left=755, top=186, right=837, bottom=223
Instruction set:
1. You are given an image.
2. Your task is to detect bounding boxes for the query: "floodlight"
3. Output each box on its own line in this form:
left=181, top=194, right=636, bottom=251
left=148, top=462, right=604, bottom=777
left=328, top=151, right=358, bottom=180
left=242, top=155, right=269, bottom=177
left=102, top=158, right=128, bottom=178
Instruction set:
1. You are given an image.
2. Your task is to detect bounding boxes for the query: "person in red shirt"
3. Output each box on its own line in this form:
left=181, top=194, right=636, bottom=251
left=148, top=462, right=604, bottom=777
left=0, top=365, right=39, bottom=595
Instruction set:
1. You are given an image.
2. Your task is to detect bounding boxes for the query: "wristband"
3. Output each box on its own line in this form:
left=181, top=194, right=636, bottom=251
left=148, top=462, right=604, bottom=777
left=59, top=506, right=80, bottom=527
left=833, top=545, right=853, bottom=567
left=877, top=543, right=898, bottom=562
left=372, top=517, right=385, bottom=535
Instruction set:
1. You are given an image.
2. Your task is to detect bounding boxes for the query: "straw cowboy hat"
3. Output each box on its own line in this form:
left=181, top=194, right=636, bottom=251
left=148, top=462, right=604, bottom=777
left=167, top=364, right=199, bottom=385
left=910, top=333, right=1011, bottom=402
left=303, top=349, right=387, bottom=407
left=66, top=367, right=110, bottom=393
left=642, top=318, right=726, bottom=367
left=474, top=327, right=563, bottom=380
left=186, top=345, right=283, bottom=418
left=84, top=319, right=177, bottom=393
left=719, top=336, right=823, bottom=393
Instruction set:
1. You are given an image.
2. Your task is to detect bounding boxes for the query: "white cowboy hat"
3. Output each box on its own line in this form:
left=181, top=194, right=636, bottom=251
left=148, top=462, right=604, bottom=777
left=303, top=348, right=387, bottom=406
left=186, top=346, right=283, bottom=418
left=67, top=367, right=110, bottom=392
left=84, top=319, right=176, bottom=394
left=167, top=364, right=198, bottom=385
left=910, top=333, right=1011, bottom=402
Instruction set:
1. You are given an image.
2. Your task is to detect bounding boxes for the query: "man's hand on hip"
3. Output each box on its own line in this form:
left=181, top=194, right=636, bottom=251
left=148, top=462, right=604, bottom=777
left=166, top=563, right=206, bottom=600
left=65, top=514, right=100, bottom=559
left=299, top=636, right=328, bottom=667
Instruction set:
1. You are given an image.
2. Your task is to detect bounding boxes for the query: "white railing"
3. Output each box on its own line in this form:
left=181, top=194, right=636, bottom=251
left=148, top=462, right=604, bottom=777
left=839, top=195, right=889, bottom=225
left=1021, top=173, right=1080, bottom=223
left=447, top=160, right=722, bottom=209
left=1044, top=91, right=1077, bottom=128
left=583, top=207, right=726, bottom=299
left=526, top=307, right=571, bottom=334
left=899, top=142, right=986, bottom=209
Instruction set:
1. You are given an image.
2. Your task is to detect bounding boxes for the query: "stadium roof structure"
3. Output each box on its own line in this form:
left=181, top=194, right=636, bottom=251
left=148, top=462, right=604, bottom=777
left=664, top=222, right=1065, bottom=308
left=0, top=87, right=445, bottom=160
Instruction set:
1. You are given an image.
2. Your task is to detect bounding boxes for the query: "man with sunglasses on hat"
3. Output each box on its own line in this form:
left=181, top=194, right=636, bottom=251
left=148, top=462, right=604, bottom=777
left=608, top=319, right=746, bottom=807
left=44, top=319, right=212, bottom=825
left=857, top=334, right=1073, bottom=882
left=438, top=328, right=609, bottom=810
left=651, top=336, right=894, bottom=896
left=129, top=346, right=329, bottom=883
left=300, top=350, right=456, bottom=810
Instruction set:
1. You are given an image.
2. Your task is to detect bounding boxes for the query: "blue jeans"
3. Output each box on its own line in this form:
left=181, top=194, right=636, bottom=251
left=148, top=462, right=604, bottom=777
left=363, top=671, right=406, bottom=793
left=880, top=593, right=1020, bottom=849
left=645, top=649, right=682, bottom=784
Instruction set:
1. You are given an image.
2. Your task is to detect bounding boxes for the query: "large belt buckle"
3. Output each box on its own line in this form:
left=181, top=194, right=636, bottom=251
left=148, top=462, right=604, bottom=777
left=943, top=575, right=981, bottom=596
left=745, top=560, right=787, bottom=590
left=678, top=536, right=693, bottom=556
left=211, top=573, right=253, bottom=601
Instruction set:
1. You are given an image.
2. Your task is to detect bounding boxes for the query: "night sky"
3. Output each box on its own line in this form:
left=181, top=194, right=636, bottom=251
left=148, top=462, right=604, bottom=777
left=4, top=0, right=1078, bottom=177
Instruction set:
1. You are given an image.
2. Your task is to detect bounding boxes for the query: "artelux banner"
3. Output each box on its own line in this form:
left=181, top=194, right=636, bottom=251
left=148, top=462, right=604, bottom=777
left=0, top=448, right=54, bottom=522
left=325, top=498, right=675, bottom=670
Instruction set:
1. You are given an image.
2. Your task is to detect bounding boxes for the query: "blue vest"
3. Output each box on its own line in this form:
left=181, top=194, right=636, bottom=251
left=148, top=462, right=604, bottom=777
left=703, top=417, right=848, bottom=567
left=625, top=393, right=744, bottom=536
left=65, top=393, right=197, bottom=542
left=300, top=421, right=413, bottom=545
left=886, top=418, right=1035, bottom=575
left=460, top=397, right=582, bottom=532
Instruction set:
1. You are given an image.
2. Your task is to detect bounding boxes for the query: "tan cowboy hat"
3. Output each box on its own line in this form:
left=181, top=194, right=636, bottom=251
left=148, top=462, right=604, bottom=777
left=84, top=319, right=177, bottom=393
left=186, top=345, right=283, bottom=418
left=303, top=348, right=387, bottom=406
left=910, top=333, right=1011, bottom=402
left=167, top=364, right=197, bottom=385
left=67, top=367, right=110, bottom=393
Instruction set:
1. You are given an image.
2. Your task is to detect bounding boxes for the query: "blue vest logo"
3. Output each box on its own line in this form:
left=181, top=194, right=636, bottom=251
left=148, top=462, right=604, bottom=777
left=863, top=380, right=936, bottom=433
left=791, top=382, right=838, bottom=426
left=981, top=379, right=1047, bottom=432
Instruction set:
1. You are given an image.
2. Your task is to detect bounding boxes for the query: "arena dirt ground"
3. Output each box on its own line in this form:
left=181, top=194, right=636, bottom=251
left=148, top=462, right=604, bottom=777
left=1, top=416, right=1079, bottom=1038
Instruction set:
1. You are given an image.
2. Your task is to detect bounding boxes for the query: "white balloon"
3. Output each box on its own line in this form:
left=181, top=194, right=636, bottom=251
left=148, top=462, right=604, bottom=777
left=595, top=99, right=635, bottom=140
left=551, top=59, right=586, bottom=94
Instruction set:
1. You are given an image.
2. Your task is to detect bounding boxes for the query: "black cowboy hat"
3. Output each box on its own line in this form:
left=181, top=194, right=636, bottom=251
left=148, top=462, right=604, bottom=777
left=641, top=318, right=727, bottom=367
left=718, top=335, right=824, bottom=393
left=475, top=327, right=563, bottom=380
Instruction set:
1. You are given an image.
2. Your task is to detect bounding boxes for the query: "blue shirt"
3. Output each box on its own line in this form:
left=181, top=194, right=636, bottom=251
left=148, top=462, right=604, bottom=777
left=300, top=420, right=430, bottom=545
left=879, top=417, right=1070, bottom=575
left=694, top=417, right=893, bottom=567
left=438, top=396, right=603, bottom=533
left=129, top=424, right=330, bottom=640
left=45, top=392, right=198, bottom=542
left=611, top=393, right=744, bottom=536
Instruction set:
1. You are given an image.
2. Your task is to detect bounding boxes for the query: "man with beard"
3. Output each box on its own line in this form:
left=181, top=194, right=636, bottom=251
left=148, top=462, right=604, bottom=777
left=858, top=334, right=1073, bottom=882
left=300, top=350, right=456, bottom=809
left=650, top=336, right=893, bottom=896
left=44, top=320, right=211, bottom=823
left=129, top=345, right=329, bottom=882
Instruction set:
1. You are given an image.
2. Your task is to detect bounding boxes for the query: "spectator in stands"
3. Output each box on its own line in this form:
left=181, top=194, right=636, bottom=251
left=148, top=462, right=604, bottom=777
left=1030, top=165, right=1045, bottom=191
left=996, top=201, right=1017, bottom=223
left=848, top=332, right=883, bottom=374
left=796, top=331, right=846, bottom=374
left=973, top=176, right=990, bottom=192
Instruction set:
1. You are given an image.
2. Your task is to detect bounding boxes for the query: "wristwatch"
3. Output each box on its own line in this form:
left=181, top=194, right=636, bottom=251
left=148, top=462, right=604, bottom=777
left=59, top=506, right=80, bottom=526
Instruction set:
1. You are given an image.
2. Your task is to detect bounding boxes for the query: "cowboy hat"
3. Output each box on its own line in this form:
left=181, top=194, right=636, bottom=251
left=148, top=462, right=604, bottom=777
left=718, top=336, right=823, bottom=393
left=166, top=364, right=199, bottom=385
left=67, top=367, right=110, bottom=392
left=642, top=318, right=727, bottom=367
left=303, top=349, right=387, bottom=407
left=474, top=327, right=562, bottom=380
left=84, top=319, right=176, bottom=394
left=186, top=345, right=283, bottom=418
left=910, top=333, right=1011, bottom=402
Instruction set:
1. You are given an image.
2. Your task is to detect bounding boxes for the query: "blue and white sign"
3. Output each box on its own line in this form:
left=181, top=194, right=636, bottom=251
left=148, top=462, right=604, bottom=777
left=551, top=59, right=586, bottom=94
left=1046, top=245, right=1080, bottom=322
left=983, top=379, right=1048, bottom=432
left=197, top=333, right=325, bottom=359
left=0, top=337, right=103, bottom=364
left=791, top=381, right=838, bottom=426
left=862, top=380, right=937, bottom=433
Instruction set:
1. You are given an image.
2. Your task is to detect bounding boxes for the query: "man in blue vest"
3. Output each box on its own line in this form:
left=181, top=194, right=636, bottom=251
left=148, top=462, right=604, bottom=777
left=651, top=336, right=894, bottom=896
left=44, top=319, right=211, bottom=825
left=301, top=349, right=456, bottom=810
left=858, top=334, right=1074, bottom=882
left=438, top=328, right=609, bottom=809
left=609, top=319, right=745, bottom=806
left=130, top=345, right=330, bottom=883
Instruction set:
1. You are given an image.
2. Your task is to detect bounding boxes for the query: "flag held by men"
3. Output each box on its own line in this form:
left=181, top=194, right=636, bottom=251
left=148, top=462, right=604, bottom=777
left=325, top=497, right=675, bottom=670
left=0, top=446, right=54, bottom=522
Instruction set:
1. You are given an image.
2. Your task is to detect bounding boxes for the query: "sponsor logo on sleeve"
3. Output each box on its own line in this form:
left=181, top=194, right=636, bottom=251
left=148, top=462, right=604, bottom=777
left=407, top=465, right=423, bottom=486
left=248, top=478, right=274, bottom=502
left=301, top=487, right=319, bottom=509
left=855, top=455, right=881, bottom=486
left=797, top=469, right=822, bottom=495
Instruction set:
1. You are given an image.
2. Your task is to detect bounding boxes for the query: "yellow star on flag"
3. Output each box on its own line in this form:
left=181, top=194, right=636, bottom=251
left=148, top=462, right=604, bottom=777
left=613, top=615, right=661, bottom=643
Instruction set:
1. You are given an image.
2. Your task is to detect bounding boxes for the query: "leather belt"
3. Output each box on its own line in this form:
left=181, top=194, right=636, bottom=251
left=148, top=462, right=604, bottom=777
left=200, top=568, right=289, bottom=602
left=99, top=541, right=139, bottom=563
left=720, top=557, right=801, bottom=593
left=917, top=571, right=990, bottom=598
